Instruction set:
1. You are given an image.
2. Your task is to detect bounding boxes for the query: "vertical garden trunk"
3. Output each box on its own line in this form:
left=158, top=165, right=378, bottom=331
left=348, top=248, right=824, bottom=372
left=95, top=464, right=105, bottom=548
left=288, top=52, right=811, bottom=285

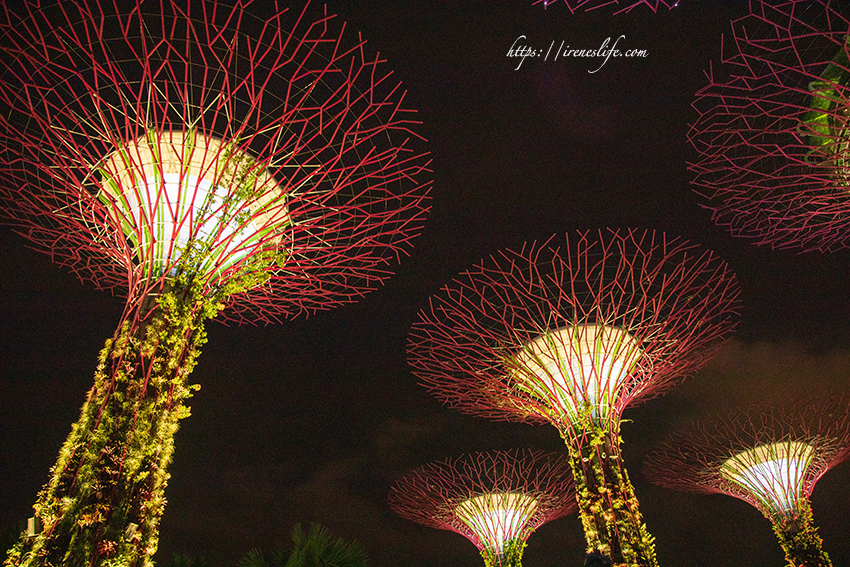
left=564, top=423, right=658, bottom=567
left=772, top=502, right=832, bottom=567
left=480, top=539, right=525, bottom=567
left=5, top=281, right=220, bottom=567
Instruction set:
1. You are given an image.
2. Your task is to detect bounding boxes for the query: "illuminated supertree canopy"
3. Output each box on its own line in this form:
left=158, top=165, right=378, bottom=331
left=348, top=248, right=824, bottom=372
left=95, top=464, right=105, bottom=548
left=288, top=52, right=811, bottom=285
left=532, top=0, right=688, bottom=14
left=644, top=398, right=850, bottom=567
left=407, top=229, right=740, bottom=567
left=689, top=0, right=850, bottom=251
left=0, top=1, right=430, bottom=566
left=388, top=450, right=576, bottom=567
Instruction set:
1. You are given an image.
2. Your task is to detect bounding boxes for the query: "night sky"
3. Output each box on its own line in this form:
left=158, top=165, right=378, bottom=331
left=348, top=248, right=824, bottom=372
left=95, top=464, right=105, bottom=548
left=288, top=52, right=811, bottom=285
left=3, top=2, right=850, bottom=566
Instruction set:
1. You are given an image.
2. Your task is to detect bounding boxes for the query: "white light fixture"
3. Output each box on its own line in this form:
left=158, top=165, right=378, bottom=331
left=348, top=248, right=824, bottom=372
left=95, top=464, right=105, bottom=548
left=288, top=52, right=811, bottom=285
left=514, top=324, right=642, bottom=417
left=26, top=517, right=42, bottom=537
left=455, top=492, right=538, bottom=552
left=721, top=441, right=815, bottom=513
left=98, top=131, right=289, bottom=277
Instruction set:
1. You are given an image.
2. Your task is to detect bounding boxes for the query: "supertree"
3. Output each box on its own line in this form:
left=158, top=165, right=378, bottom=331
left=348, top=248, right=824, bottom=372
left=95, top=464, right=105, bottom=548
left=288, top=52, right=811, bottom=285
left=0, top=1, right=430, bottom=566
left=689, top=0, right=850, bottom=251
left=532, top=0, right=689, bottom=14
left=388, top=450, right=577, bottom=567
left=407, top=229, right=740, bottom=567
left=644, top=398, right=850, bottom=567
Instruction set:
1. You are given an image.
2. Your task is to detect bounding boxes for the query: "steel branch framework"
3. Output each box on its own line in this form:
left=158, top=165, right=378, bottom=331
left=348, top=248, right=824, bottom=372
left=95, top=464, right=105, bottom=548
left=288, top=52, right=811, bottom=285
left=0, top=2, right=430, bottom=566
left=532, top=0, right=688, bottom=13
left=645, top=398, right=850, bottom=567
left=689, top=0, right=850, bottom=251
left=0, top=1, right=431, bottom=321
left=407, top=229, right=740, bottom=567
left=388, top=450, right=576, bottom=567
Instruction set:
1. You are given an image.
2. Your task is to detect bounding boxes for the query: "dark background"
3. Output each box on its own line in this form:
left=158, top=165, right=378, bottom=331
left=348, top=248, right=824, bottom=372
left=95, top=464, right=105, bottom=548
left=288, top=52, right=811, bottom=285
left=3, top=2, right=850, bottom=566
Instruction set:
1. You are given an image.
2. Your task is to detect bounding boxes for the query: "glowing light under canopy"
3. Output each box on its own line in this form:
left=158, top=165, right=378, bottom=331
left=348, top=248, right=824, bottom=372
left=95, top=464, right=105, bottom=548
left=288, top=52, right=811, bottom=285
left=513, top=324, right=642, bottom=418
left=721, top=441, right=815, bottom=514
left=98, top=131, right=289, bottom=277
left=455, top=492, right=538, bottom=553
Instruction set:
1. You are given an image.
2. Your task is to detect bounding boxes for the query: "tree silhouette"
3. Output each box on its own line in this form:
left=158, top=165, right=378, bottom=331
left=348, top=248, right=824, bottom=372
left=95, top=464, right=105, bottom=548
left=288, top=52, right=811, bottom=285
left=237, top=524, right=367, bottom=567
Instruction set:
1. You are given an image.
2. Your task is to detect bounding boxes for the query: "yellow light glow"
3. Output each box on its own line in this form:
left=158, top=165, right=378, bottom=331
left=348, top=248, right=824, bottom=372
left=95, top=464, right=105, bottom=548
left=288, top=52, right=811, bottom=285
left=455, top=492, right=538, bottom=552
left=98, top=131, right=289, bottom=276
left=721, top=441, right=815, bottom=513
left=513, top=324, right=642, bottom=418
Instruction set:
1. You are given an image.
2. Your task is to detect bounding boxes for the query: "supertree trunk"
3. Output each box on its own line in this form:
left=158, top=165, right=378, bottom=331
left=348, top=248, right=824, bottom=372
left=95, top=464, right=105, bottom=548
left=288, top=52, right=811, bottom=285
left=563, top=420, right=656, bottom=567
left=480, top=540, right=525, bottom=567
left=5, top=268, right=264, bottom=567
left=772, top=502, right=831, bottom=567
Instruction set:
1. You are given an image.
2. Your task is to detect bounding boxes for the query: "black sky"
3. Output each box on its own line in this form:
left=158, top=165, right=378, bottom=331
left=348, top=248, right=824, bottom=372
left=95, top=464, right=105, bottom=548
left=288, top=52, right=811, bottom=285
left=3, top=2, right=850, bottom=566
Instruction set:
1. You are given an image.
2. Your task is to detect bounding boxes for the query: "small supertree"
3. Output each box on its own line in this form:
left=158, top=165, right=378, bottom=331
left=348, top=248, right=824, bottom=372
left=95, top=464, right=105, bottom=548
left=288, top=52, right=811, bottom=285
left=644, top=398, right=850, bottom=567
left=0, top=2, right=430, bottom=566
left=407, top=229, right=740, bottom=567
left=689, top=0, right=850, bottom=251
left=388, top=450, right=577, bottom=567
left=532, top=0, right=689, bottom=14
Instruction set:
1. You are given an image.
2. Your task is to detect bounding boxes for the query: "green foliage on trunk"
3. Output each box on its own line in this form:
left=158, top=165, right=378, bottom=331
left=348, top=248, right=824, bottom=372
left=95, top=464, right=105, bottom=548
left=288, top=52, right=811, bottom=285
left=5, top=187, right=283, bottom=567
left=5, top=285, right=214, bottom=567
left=561, top=417, right=658, bottom=567
left=772, top=501, right=832, bottom=567
left=480, top=539, right=525, bottom=567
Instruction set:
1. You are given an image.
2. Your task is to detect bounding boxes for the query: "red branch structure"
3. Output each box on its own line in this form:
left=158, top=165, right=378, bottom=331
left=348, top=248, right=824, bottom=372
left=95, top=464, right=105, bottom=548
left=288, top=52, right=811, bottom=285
left=388, top=450, right=576, bottom=567
left=407, top=229, right=740, bottom=567
left=0, top=2, right=430, bottom=566
left=689, top=0, right=850, bottom=251
left=532, top=1, right=689, bottom=14
left=645, top=397, right=850, bottom=567
left=0, top=1, right=431, bottom=321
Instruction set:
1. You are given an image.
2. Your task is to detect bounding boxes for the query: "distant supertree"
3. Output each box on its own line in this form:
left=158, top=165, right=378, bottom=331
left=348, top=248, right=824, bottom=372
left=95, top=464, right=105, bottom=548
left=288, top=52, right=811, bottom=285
left=389, top=450, right=576, bottom=567
left=532, top=0, right=688, bottom=14
left=407, top=230, right=740, bottom=567
left=689, top=0, right=850, bottom=251
left=0, top=2, right=430, bottom=566
left=645, top=398, right=850, bottom=567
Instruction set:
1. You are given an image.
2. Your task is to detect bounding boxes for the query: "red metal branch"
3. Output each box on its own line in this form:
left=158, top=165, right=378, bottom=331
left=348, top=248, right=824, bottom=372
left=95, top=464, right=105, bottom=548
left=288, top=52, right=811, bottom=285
left=408, top=229, right=740, bottom=435
left=644, top=395, right=850, bottom=515
left=532, top=0, right=689, bottom=14
left=0, top=0, right=431, bottom=323
left=689, top=0, right=850, bottom=251
left=388, top=449, right=576, bottom=553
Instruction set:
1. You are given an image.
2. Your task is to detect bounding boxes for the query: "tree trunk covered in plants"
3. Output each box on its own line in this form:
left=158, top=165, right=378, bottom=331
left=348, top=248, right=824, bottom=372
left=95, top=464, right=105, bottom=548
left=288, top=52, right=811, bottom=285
left=5, top=282, right=219, bottom=567
left=772, top=502, right=832, bottom=567
left=480, top=539, right=525, bottom=567
left=562, top=424, right=658, bottom=567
